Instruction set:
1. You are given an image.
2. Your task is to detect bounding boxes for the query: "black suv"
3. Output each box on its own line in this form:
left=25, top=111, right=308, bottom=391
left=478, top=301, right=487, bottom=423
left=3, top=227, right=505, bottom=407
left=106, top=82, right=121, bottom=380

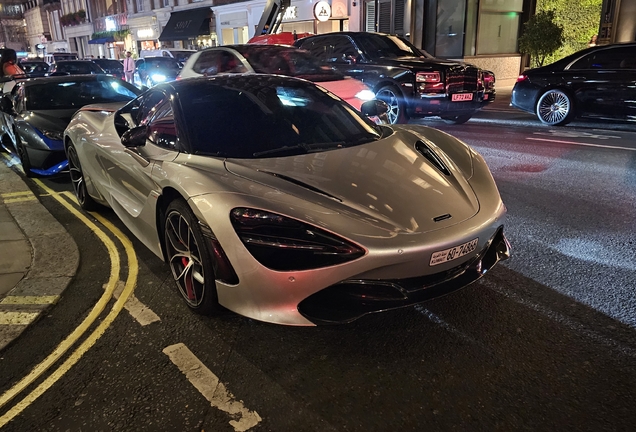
left=295, top=32, right=495, bottom=124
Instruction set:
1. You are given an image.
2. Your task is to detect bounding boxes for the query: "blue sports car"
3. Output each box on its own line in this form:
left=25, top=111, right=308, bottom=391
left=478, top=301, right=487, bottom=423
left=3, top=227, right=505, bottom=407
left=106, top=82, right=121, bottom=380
left=0, top=75, right=140, bottom=176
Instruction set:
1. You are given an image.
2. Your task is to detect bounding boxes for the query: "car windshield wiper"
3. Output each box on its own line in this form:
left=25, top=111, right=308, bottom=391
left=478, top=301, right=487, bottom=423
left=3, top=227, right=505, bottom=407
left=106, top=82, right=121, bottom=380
left=253, top=142, right=345, bottom=157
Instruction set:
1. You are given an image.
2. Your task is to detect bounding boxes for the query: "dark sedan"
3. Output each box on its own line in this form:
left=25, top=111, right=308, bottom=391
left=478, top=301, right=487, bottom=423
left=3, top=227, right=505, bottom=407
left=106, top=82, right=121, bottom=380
left=92, top=58, right=125, bottom=80
left=511, top=42, right=636, bottom=125
left=295, top=32, right=495, bottom=124
left=0, top=75, right=140, bottom=176
left=19, top=60, right=50, bottom=77
left=50, top=60, right=106, bottom=75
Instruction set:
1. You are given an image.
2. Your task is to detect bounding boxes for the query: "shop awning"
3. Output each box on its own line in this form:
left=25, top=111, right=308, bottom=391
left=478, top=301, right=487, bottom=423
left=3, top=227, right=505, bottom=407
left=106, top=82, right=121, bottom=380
left=88, top=37, right=115, bottom=44
left=159, top=7, right=212, bottom=41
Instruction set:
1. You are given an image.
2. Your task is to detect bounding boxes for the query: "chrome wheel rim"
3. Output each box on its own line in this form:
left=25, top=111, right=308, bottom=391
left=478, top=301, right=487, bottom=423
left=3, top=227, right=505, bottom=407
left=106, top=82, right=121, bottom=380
left=67, top=146, right=88, bottom=206
left=165, top=210, right=206, bottom=307
left=376, top=89, right=400, bottom=124
left=538, top=90, right=570, bottom=125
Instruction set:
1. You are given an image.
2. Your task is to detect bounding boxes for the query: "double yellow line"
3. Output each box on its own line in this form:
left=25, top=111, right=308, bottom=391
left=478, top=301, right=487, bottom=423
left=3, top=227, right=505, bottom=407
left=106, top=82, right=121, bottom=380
left=0, top=182, right=139, bottom=427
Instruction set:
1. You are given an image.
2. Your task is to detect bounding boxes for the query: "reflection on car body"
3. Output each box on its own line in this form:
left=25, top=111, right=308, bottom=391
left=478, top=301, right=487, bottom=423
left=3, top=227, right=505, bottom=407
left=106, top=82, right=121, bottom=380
left=64, top=74, right=509, bottom=326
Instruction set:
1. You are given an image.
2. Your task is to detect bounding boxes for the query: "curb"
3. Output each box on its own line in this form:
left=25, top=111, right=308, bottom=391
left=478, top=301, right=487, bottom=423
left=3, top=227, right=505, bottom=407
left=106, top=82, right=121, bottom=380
left=0, top=157, right=79, bottom=351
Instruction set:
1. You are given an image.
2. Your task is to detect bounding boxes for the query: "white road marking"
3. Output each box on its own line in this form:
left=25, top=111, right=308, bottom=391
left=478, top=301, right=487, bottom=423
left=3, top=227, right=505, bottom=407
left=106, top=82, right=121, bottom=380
left=532, top=130, right=621, bottom=140
left=163, top=343, right=262, bottom=432
left=110, top=282, right=160, bottom=326
left=526, top=137, right=636, bottom=151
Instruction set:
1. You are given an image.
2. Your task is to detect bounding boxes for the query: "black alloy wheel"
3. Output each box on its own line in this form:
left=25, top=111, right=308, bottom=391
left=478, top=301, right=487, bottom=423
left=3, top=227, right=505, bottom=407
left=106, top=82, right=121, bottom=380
left=376, top=85, right=409, bottom=124
left=164, top=199, right=219, bottom=315
left=66, top=142, right=98, bottom=211
left=536, top=89, right=574, bottom=126
left=14, top=130, right=35, bottom=178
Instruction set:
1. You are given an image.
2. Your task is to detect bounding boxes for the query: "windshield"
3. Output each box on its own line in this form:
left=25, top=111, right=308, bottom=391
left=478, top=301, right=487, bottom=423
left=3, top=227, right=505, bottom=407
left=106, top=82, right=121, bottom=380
left=179, top=77, right=381, bottom=159
left=55, top=62, right=104, bottom=74
left=25, top=78, right=140, bottom=110
left=239, top=47, right=343, bottom=82
left=145, top=57, right=181, bottom=71
left=94, top=59, right=123, bottom=70
left=356, top=34, right=432, bottom=60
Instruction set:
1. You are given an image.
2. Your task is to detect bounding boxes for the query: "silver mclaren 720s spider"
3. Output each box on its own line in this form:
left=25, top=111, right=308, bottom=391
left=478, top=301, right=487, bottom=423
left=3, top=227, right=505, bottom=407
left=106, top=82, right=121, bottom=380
left=64, top=74, right=510, bottom=326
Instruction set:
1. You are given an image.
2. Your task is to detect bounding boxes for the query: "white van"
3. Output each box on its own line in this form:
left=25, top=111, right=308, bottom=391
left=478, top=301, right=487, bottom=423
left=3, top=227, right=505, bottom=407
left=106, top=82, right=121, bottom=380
left=44, top=52, right=79, bottom=66
left=139, top=49, right=196, bottom=63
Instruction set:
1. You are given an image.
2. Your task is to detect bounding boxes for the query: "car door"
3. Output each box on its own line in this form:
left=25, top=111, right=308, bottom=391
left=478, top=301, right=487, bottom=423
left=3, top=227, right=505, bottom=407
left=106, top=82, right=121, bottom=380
left=298, top=35, right=367, bottom=82
left=566, top=46, right=636, bottom=120
left=97, top=90, right=177, bottom=242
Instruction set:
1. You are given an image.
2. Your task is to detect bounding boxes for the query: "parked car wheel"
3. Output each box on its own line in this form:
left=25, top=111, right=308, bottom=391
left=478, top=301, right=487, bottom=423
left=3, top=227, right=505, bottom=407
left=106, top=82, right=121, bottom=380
left=67, top=142, right=98, bottom=211
left=14, top=130, right=35, bottom=178
left=163, top=199, right=220, bottom=315
left=441, top=114, right=473, bottom=125
left=536, top=89, right=574, bottom=126
left=376, top=85, right=409, bottom=124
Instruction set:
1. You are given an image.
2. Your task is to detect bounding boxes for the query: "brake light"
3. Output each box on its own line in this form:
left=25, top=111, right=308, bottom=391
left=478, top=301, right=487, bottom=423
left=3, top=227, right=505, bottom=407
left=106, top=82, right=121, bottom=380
left=416, top=72, right=441, bottom=83
left=516, top=74, right=528, bottom=83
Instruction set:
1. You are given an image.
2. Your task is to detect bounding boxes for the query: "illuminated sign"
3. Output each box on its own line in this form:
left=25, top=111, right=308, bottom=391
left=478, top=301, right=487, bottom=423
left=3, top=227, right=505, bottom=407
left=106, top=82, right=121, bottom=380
left=313, top=1, right=331, bottom=22
left=137, top=28, right=154, bottom=39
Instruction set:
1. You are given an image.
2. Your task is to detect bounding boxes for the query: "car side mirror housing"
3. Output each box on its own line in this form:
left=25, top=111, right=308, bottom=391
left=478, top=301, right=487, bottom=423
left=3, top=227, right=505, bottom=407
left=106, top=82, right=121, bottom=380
left=121, top=125, right=148, bottom=148
left=361, top=99, right=389, bottom=117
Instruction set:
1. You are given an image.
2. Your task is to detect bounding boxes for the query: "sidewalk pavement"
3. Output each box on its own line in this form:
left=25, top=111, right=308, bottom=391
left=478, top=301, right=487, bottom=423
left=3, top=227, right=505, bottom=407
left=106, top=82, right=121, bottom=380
left=0, top=155, right=79, bottom=351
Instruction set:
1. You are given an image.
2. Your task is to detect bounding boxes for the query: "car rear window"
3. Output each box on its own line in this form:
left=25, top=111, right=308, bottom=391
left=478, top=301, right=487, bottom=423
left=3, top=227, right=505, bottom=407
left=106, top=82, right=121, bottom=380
left=238, top=47, right=344, bottom=82
left=25, top=79, right=140, bottom=110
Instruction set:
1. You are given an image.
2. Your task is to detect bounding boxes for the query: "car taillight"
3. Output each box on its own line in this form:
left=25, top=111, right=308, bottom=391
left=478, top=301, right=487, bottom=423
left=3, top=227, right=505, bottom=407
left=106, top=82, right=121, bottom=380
left=483, top=72, right=495, bottom=89
left=416, top=72, right=441, bottom=83
left=516, top=74, right=528, bottom=83
left=230, top=208, right=365, bottom=271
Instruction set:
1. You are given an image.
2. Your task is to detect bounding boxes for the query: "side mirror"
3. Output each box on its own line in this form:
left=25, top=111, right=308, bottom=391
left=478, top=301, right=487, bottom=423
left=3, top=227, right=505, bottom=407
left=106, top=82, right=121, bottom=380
left=361, top=99, right=389, bottom=117
left=0, top=94, right=15, bottom=115
left=121, top=125, right=148, bottom=148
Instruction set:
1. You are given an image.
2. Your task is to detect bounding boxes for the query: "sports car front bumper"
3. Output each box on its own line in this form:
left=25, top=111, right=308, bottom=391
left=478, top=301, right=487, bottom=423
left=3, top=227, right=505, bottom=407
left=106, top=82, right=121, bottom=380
left=298, top=226, right=510, bottom=324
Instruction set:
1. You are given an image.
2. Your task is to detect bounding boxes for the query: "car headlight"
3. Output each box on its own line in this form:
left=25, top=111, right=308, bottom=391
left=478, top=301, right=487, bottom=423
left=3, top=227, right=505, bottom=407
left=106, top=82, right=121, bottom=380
left=151, top=73, right=167, bottom=83
left=355, top=90, right=376, bottom=101
left=41, top=129, right=63, bottom=141
left=230, top=208, right=365, bottom=271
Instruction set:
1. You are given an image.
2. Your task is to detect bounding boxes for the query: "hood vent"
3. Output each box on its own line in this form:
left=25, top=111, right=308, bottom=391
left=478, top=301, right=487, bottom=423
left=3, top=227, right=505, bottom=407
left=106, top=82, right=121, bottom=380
left=415, top=140, right=450, bottom=176
left=259, top=171, right=342, bottom=202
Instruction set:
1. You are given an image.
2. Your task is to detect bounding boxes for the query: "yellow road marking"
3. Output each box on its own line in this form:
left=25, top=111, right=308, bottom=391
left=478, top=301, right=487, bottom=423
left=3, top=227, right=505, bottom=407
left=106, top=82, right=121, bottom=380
left=1, top=191, right=34, bottom=198
left=0, top=181, right=121, bottom=415
left=0, top=296, right=59, bottom=305
left=0, top=312, right=39, bottom=325
left=3, top=197, right=37, bottom=204
left=0, top=213, right=139, bottom=427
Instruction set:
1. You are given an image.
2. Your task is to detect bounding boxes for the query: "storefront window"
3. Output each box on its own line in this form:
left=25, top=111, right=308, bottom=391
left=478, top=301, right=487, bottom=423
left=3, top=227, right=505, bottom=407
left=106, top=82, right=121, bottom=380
left=435, top=0, right=466, bottom=58
left=476, top=0, right=523, bottom=55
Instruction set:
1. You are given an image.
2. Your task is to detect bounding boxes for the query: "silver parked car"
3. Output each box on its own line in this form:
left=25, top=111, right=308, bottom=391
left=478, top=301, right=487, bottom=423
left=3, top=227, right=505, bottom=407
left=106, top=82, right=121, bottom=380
left=64, top=74, right=509, bottom=326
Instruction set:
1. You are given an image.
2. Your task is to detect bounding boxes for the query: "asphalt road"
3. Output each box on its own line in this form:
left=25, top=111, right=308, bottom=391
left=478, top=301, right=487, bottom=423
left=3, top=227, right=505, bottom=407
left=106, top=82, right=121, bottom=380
left=1, top=116, right=635, bottom=431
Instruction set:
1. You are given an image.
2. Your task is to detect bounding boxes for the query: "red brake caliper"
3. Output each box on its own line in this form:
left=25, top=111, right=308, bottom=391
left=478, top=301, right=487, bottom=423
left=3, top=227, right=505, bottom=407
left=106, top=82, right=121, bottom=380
left=182, top=257, right=196, bottom=300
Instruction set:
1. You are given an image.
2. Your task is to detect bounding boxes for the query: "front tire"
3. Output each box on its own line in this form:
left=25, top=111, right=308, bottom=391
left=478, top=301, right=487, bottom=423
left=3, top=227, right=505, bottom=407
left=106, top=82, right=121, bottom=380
left=163, top=199, right=220, bottom=315
left=536, top=89, right=574, bottom=126
left=66, top=142, right=98, bottom=211
left=15, top=130, right=35, bottom=178
left=376, top=85, right=409, bottom=124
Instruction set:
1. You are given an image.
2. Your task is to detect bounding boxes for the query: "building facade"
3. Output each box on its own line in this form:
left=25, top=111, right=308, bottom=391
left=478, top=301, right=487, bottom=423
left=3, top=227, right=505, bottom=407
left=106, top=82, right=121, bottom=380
left=0, top=1, right=28, bottom=51
left=598, top=0, right=636, bottom=44
left=23, top=0, right=67, bottom=56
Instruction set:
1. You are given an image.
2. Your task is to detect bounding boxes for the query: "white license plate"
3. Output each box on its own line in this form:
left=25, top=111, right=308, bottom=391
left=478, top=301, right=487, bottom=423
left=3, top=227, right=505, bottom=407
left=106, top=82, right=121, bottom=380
left=429, top=238, right=479, bottom=266
left=451, top=93, right=473, bottom=102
